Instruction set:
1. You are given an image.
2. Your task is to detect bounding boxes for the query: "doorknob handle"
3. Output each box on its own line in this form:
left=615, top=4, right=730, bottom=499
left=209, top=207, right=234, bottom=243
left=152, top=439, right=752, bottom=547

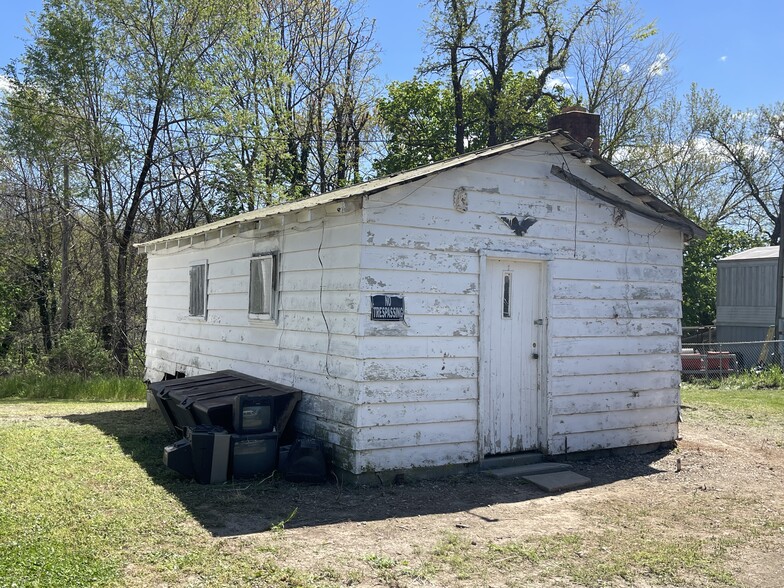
left=531, top=353, right=539, bottom=359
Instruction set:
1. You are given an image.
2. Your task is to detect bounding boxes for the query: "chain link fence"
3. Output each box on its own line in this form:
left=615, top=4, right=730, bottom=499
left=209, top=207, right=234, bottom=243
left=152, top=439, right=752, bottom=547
left=681, top=340, right=784, bottom=381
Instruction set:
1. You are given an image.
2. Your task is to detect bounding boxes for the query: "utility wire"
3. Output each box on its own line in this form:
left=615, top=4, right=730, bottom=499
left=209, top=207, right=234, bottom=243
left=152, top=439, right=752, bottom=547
left=0, top=96, right=411, bottom=146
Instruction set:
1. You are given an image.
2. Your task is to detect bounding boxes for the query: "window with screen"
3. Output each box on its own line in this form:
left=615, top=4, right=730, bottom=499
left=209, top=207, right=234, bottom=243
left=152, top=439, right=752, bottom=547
left=249, top=254, right=277, bottom=319
left=189, top=262, right=207, bottom=317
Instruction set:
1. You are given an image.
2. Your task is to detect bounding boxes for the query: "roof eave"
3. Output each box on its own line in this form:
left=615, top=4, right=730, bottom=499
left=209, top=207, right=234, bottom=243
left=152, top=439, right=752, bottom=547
left=137, top=129, right=705, bottom=250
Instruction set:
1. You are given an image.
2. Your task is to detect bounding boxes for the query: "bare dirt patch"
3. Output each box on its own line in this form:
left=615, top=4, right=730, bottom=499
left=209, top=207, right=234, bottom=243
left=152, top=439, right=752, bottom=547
left=185, top=412, right=783, bottom=587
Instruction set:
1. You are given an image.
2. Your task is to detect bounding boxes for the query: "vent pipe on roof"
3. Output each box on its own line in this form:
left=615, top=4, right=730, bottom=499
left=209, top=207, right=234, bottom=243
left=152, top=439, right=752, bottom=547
left=547, top=105, right=600, bottom=156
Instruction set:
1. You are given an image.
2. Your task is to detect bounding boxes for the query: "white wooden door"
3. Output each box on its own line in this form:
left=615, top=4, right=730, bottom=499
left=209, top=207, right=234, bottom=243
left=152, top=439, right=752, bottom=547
left=482, top=258, right=543, bottom=455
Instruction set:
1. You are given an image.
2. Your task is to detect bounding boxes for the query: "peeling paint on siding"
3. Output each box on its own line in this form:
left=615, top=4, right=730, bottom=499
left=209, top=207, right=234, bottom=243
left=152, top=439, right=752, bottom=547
left=145, top=140, right=686, bottom=475
left=364, top=276, right=387, bottom=288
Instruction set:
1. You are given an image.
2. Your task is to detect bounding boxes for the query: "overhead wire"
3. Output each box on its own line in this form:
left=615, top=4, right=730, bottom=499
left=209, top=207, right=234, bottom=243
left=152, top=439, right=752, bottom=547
left=0, top=96, right=438, bottom=147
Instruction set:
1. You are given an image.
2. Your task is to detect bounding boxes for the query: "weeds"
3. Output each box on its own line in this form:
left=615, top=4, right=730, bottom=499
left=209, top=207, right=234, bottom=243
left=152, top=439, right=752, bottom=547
left=269, top=508, right=298, bottom=533
left=0, top=373, right=145, bottom=401
left=687, top=364, right=784, bottom=390
left=362, top=553, right=435, bottom=585
left=363, top=554, right=397, bottom=570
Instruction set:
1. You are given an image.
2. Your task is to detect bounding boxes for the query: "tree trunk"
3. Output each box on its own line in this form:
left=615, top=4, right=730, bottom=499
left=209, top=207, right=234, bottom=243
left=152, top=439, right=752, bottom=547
left=486, top=0, right=512, bottom=146
left=33, top=258, right=54, bottom=353
left=94, top=164, right=114, bottom=351
left=487, top=72, right=503, bottom=146
left=115, top=98, right=163, bottom=374
left=59, top=162, right=72, bottom=331
left=450, top=44, right=465, bottom=154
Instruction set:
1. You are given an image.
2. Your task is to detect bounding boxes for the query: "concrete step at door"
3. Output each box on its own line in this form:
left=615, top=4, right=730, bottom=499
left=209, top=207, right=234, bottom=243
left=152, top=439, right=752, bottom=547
left=483, top=461, right=572, bottom=479
left=480, top=452, right=543, bottom=471
left=521, top=470, right=592, bottom=492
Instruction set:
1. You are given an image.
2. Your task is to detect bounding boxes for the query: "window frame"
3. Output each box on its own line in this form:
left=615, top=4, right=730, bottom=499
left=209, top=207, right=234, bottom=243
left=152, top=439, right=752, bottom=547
left=248, top=252, right=278, bottom=322
left=188, top=260, right=208, bottom=319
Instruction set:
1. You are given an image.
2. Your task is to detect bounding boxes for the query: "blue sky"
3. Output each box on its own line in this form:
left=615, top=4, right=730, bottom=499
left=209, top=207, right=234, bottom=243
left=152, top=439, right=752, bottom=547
left=1, top=1, right=782, bottom=111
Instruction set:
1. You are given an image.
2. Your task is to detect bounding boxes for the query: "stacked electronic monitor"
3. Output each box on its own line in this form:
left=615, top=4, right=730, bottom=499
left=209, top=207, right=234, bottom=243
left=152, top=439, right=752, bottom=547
left=231, top=394, right=278, bottom=479
left=154, top=371, right=303, bottom=484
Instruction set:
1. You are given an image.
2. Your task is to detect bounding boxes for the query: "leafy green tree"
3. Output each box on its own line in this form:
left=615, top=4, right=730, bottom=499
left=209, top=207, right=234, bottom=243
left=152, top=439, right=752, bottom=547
left=206, top=1, right=293, bottom=214
left=440, top=0, right=603, bottom=146
left=682, top=225, right=765, bottom=327
left=0, top=223, right=32, bottom=361
left=373, top=80, right=457, bottom=176
left=1, top=81, right=67, bottom=354
left=19, top=0, right=119, bottom=348
left=253, top=0, right=378, bottom=199
left=469, top=71, right=564, bottom=147
left=374, top=72, right=566, bottom=175
left=97, top=0, right=235, bottom=372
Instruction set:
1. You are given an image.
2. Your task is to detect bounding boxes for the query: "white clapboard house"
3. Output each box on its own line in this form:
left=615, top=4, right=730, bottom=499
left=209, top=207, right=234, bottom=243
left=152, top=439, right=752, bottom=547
left=138, top=109, right=704, bottom=477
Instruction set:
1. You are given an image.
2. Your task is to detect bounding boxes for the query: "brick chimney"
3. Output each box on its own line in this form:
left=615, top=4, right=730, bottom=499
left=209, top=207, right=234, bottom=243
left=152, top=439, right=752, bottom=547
left=547, top=105, right=600, bottom=156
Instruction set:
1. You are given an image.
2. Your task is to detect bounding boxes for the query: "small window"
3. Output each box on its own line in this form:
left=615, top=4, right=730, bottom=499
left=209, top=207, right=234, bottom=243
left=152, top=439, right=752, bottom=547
left=249, top=254, right=278, bottom=319
left=502, top=272, right=511, bottom=318
left=189, top=262, right=207, bottom=317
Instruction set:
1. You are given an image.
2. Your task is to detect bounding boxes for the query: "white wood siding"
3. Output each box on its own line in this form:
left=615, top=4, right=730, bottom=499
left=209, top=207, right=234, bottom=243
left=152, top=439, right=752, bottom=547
left=144, top=142, right=684, bottom=474
left=355, top=143, right=682, bottom=470
left=144, top=208, right=364, bottom=471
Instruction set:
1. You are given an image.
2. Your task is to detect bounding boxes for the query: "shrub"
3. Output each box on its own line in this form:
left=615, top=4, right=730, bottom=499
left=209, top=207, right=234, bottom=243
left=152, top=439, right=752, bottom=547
left=48, top=328, right=114, bottom=377
left=687, top=365, right=784, bottom=391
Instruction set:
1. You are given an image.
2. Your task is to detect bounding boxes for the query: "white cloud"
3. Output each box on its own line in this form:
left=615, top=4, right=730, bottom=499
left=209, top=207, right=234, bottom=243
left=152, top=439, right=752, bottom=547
left=544, top=73, right=568, bottom=92
left=618, top=63, right=631, bottom=75
left=719, top=55, right=728, bottom=62
left=648, top=53, right=670, bottom=77
left=0, top=75, right=13, bottom=94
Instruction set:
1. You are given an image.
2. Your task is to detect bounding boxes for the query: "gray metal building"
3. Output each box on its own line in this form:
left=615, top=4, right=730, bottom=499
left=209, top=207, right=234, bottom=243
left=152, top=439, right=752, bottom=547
left=715, top=246, right=778, bottom=342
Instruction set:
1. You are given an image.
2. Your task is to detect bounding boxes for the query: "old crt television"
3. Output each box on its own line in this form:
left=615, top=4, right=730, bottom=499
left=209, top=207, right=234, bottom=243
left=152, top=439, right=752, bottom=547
left=233, top=394, right=275, bottom=434
left=231, top=433, right=278, bottom=478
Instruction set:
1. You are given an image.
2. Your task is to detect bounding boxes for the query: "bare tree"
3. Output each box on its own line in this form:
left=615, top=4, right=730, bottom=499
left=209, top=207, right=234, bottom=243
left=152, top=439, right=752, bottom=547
left=622, top=88, right=748, bottom=225
left=422, top=0, right=603, bottom=148
left=701, top=101, right=784, bottom=243
left=421, top=0, right=479, bottom=154
left=99, top=0, right=236, bottom=372
left=568, top=1, right=678, bottom=160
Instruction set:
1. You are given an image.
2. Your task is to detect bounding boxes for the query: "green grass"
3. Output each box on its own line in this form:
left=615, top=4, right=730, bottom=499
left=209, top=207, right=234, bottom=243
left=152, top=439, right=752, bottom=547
left=0, top=403, right=157, bottom=586
left=1, top=380, right=783, bottom=587
left=0, top=374, right=146, bottom=401
left=0, top=401, right=349, bottom=588
left=681, top=384, right=784, bottom=438
left=428, top=529, right=737, bottom=586
left=680, top=384, right=784, bottom=451
left=681, top=384, right=784, bottom=419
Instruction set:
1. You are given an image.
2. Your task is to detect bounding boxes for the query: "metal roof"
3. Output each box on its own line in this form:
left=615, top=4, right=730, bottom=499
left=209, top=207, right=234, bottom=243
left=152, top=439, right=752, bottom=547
left=721, top=245, right=779, bottom=261
left=137, top=130, right=705, bottom=251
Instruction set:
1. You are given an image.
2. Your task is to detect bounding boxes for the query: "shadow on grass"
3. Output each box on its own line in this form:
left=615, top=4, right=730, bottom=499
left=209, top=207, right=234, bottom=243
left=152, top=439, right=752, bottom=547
left=64, top=406, right=667, bottom=537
